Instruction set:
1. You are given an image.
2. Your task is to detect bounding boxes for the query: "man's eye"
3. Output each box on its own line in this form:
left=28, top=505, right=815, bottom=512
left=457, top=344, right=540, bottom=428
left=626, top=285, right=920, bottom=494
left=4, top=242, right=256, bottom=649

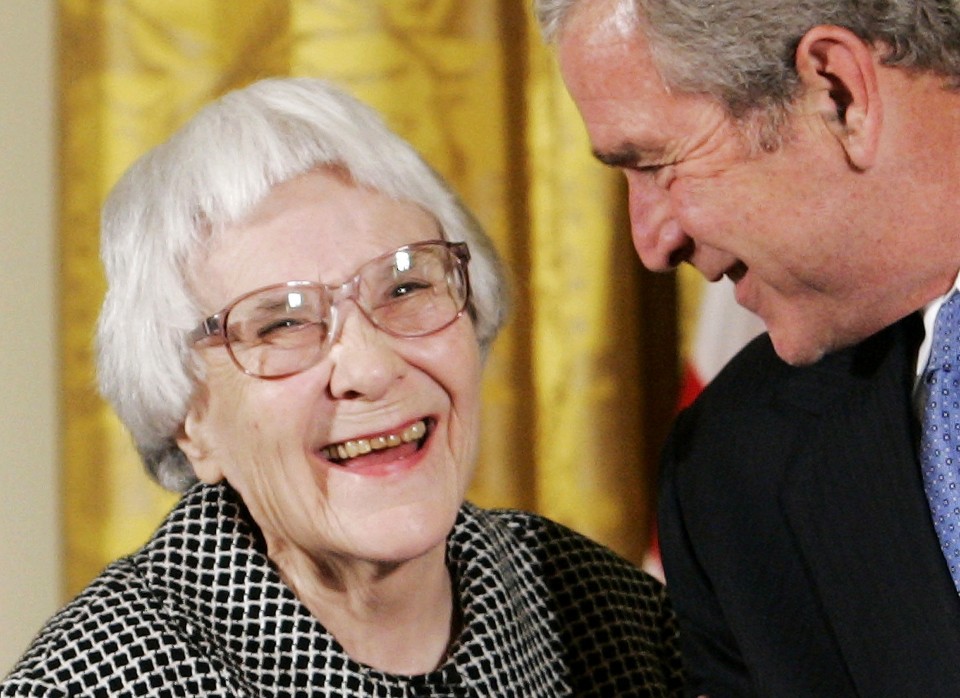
left=635, top=163, right=667, bottom=174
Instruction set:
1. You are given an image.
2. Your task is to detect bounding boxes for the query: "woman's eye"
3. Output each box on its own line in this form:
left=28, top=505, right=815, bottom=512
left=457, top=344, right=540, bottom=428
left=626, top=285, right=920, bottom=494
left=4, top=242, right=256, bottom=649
left=388, top=280, right=433, bottom=299
left=256, top=317, right=305, bottom=339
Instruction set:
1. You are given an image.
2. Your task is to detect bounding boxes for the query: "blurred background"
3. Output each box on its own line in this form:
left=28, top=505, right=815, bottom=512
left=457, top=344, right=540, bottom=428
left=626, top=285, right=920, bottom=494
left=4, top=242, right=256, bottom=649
left=0, top=0, right=763, bottom=674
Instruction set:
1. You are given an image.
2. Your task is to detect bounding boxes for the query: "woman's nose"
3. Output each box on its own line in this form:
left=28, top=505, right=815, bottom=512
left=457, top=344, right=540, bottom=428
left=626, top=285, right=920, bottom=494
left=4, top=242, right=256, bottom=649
left=625, top=170, right=693, bottom=272
left=326, top=306, right=405, bottom=401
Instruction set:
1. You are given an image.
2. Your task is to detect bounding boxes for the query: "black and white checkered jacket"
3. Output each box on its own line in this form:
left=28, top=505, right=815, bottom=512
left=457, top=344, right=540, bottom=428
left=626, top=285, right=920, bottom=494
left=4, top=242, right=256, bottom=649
left=2, top=483, right=683, bottom=697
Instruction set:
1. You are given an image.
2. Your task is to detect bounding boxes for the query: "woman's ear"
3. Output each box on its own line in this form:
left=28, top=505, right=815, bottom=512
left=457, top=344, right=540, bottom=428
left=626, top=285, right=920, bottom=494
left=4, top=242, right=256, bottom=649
left=176, top=387, right=224, bottom=485
left=794, top=25, right=883, bottom=170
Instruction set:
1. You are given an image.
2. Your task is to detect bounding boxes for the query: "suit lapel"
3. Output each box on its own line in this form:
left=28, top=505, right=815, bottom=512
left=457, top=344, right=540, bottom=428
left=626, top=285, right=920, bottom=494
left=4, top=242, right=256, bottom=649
left=780, top=316, right=960, bottom=693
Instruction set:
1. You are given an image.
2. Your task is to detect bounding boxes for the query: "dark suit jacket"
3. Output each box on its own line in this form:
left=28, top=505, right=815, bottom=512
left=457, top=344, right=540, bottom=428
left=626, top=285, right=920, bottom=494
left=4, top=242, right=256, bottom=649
left=659, top=315, right=960, bottom=697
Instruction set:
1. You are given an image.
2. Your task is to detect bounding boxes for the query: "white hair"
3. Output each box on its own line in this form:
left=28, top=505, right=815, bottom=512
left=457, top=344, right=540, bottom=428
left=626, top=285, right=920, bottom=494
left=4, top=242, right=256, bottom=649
left=534, top=0, right=638, bottom=42
left=97, top=77, right=508, bottom=491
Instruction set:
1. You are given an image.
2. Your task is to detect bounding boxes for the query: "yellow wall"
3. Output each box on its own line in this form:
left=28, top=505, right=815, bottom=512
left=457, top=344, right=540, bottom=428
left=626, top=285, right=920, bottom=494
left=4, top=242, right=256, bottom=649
left=0, top=0, right=59, bottom=674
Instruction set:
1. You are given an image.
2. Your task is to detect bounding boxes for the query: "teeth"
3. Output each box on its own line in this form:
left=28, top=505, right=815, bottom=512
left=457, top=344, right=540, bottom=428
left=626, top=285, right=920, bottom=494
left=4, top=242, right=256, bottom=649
left=322, top=420, right=427, bottom=461
left=405, top=420, right=426, bottom=442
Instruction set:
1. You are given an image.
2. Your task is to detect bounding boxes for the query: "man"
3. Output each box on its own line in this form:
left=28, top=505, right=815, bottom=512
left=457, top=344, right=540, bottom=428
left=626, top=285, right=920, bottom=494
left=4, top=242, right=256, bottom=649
left=534, top=0, right=960, bottom=695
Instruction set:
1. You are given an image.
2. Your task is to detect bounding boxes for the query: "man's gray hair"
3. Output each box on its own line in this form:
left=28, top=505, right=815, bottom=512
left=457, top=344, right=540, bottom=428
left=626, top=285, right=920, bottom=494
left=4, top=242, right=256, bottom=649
left=96, top=77, right=508, bottom=492
left=535, top=0, right=960, bottom=121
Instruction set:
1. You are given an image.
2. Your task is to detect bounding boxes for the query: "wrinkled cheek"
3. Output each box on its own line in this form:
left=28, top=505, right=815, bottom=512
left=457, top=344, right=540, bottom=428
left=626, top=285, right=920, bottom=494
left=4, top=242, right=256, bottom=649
left=456, top=390, right=483, bottom=491
left=670, top=183, right=721, bottom=243
left=238, top=448, right=319, bottom=544
left=463, top=412, right=482, bottom=477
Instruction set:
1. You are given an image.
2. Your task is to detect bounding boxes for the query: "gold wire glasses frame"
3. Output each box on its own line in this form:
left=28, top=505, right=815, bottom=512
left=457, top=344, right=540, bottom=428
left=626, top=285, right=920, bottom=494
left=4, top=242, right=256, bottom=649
left=188, top=240, right=472, bottom=379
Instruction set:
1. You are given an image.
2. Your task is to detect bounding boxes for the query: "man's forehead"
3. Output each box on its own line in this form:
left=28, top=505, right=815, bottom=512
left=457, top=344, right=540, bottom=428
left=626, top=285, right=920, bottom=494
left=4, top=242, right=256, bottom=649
left=557, top=18, right=676, bottom=143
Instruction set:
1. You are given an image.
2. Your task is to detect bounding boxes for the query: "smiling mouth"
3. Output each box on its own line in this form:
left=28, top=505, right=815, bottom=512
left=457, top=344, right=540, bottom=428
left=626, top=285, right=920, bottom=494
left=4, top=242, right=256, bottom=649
left=320, top=419, right=430, bottom=464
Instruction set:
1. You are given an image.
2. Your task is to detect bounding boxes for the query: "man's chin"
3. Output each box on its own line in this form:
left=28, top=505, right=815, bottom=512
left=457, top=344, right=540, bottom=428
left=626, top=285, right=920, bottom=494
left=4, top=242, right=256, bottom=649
left=769, top=331, right=829, bottom=367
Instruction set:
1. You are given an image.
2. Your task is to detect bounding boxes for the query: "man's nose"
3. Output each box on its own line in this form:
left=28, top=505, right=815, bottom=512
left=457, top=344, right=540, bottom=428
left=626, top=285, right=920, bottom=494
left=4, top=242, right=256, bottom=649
left=625, top=170, right=692, bottom=272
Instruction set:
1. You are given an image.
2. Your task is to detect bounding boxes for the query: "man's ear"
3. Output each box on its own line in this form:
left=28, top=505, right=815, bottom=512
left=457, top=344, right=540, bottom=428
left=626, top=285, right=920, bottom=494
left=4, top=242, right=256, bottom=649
left=794, top=25, right=882, bottom=170
left=176, top=387, right=225, bottom=485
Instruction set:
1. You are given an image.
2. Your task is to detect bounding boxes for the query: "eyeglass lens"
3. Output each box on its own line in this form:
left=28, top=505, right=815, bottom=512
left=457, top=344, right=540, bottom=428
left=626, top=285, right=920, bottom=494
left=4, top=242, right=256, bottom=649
left=223, top=242, right=468, bottom=378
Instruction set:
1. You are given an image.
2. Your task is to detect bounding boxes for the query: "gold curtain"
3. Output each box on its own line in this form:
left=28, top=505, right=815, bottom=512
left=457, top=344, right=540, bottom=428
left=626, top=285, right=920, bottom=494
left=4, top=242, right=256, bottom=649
left=58, top=0, right=678, bottom=597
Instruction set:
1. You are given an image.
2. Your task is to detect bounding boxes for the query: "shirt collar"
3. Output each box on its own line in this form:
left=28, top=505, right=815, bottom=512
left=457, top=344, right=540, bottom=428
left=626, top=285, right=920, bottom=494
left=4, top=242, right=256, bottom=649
left=916, top=270, right=960, bottom=380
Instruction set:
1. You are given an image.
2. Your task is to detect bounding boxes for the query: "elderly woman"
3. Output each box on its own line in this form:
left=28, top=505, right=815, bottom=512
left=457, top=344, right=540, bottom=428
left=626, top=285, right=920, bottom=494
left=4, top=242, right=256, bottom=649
left=2, top=78, right=683, bottom=696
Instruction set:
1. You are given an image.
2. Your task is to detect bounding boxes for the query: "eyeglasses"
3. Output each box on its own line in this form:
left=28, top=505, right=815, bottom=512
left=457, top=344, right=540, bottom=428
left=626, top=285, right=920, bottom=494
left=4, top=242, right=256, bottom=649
left=189, top=240, right=471, bottom=379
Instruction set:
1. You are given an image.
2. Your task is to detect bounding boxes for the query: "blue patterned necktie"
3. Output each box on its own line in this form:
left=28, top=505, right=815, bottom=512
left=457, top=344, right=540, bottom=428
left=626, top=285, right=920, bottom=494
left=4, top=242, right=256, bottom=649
left=921, top=290, right=960, bottom=593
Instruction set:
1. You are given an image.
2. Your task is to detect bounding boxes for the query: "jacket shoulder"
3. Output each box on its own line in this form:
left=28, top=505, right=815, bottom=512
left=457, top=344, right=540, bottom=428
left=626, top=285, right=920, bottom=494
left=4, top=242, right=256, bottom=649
left=1, top=557, right=235, bottom=696
left=2, top=559, right=146, bottom=690
left=679, top=316, right=921, bottom=453
left=472, top=507, right=685, bottom=693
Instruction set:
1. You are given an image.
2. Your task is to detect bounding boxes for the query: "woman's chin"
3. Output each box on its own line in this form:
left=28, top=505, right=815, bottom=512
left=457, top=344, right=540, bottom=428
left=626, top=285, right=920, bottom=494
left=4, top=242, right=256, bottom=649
left=345, top=501, right=459, bottom=566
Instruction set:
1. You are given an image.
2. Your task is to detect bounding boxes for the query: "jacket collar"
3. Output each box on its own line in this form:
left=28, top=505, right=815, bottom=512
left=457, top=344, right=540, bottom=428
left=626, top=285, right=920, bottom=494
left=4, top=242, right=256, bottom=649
left=138, top=483, right=567, bottom=695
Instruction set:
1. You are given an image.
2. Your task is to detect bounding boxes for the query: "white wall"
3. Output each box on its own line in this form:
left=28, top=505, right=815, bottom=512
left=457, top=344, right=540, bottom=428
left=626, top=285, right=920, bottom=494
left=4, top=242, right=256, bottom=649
left=0, top=0, right=60, bottom=675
